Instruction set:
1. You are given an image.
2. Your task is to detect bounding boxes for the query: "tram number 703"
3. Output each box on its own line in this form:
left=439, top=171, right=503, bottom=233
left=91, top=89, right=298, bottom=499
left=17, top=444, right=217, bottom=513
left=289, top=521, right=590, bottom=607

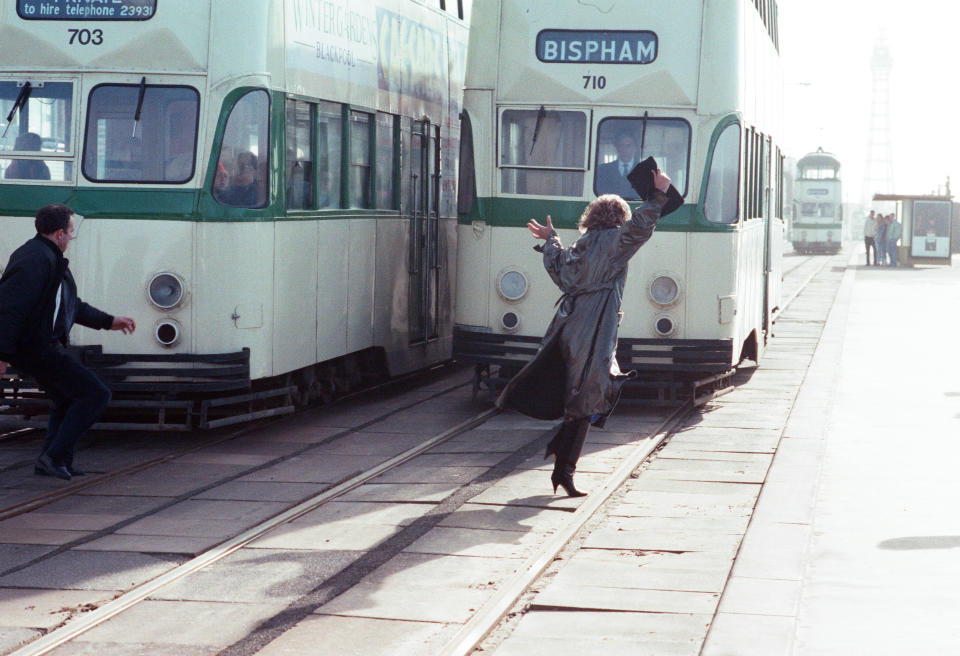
left=582, top=75, right=606, bottom=90
left=68, top=29, right=104, bottom=46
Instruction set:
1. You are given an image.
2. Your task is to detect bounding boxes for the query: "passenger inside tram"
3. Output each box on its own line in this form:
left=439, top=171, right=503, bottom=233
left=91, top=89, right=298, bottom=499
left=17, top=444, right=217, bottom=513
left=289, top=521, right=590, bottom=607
left=217, top=150, right=261, bottom=207
left=3, top=132, right=50, bottom=180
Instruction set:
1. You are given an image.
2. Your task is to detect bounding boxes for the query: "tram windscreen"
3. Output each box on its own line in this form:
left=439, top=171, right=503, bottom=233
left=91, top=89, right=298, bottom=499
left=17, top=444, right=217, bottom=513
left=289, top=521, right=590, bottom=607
left=500, top=109, right=586, bottom=197
left=0, top=81, right=73, bottom=183
left=594, top=117, right=690, bottom=199
left=17, top=0, right=156, bottom=20
left=82, top=84, right=199, bottom=184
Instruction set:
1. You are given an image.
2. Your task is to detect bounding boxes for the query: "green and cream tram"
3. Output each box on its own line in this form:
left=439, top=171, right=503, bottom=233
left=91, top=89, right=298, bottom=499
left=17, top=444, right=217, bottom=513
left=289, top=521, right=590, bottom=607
left=791, top=148, right=843, bottom=254
left=0, top=0, right=470, bottom=428
left=454, top=0, right=785, bottom=388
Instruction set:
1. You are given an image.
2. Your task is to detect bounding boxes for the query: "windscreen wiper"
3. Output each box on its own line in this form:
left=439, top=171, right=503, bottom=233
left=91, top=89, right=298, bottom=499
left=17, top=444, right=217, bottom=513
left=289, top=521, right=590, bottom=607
left=132, top=76, right=147, bottom=137
left=2, top=81, right=33, bottom=140
left=640, top=110, right=648, bottom=156
left=529, top=104, right=546, bottom=156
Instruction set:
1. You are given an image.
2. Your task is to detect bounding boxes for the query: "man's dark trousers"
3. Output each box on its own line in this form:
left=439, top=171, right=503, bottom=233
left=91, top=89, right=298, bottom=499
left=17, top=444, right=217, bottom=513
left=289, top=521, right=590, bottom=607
left=20, top=346, right=111, bottom=467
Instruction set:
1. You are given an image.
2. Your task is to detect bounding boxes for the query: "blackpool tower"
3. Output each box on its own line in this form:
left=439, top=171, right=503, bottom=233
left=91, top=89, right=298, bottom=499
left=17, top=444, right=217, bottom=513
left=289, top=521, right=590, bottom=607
left=863, top=38, right=894, bottom=206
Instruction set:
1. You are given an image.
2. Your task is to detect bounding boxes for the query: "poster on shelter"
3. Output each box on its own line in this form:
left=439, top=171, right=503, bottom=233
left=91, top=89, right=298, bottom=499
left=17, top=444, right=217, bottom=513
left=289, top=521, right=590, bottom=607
left=911, top=200, right=951, bottom=259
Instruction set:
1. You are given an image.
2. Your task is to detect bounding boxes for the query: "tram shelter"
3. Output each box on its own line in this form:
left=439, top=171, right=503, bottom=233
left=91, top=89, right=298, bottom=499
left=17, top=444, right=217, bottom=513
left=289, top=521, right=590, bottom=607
left=873, top=193, right=953, bottom=266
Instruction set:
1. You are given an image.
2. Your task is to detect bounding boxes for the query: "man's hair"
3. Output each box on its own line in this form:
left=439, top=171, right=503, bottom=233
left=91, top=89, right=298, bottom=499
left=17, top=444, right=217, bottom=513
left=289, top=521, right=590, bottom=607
left=35, top=204, right=73, bottom=235
left=578, top=194, right=631, bottom=232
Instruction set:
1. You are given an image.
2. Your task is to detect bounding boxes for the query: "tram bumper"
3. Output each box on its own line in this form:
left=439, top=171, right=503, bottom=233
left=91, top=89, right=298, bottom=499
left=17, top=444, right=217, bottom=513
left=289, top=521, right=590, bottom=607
left=454, top=325, right=734, bottom=379
left=0, top=346, right=296, bottom=431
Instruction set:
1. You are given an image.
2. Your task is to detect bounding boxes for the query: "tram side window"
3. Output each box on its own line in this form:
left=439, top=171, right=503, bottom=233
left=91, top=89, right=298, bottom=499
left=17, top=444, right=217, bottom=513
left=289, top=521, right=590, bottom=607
left=500, top=109, right=585, bottom=197
left=703, top=123, right=741, bottom=224
left=375, top=112, right=397, bottom=209
left=214, top=90, right=270, bottom=208
left=594, top=117, right=691, bottom=199
left=349, top=111, right=372, bottom=208
left=286, top=99, right=314, bottom=210
left=0, top=81, right=73, bottom=183
left=317, top=101, right=342, bottom=209
left=83, top=84, right=199, bottom=184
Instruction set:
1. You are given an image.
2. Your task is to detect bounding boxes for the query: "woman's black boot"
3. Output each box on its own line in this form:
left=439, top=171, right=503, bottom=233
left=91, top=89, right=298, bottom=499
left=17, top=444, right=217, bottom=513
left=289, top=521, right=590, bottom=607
left=551, top=464, right=586, bottom=498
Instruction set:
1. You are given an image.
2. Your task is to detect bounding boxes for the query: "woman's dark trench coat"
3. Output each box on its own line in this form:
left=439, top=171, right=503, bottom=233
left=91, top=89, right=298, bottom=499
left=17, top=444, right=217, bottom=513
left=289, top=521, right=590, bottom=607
left=496, top=193, right=667, bottom=427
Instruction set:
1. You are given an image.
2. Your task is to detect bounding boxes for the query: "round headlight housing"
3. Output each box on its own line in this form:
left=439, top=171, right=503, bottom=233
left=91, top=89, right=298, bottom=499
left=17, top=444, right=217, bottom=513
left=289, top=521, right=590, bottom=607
left=148, top=273, right=185, bottom=310
left=649, top=275, right=680, bottom=306
left=155, top=319, right=182, bottom=347
left=654, top=314, right=677, bottom=337
left=501, top=311, right=520, bottom=332
left=497, top=269, right=528, bottom=302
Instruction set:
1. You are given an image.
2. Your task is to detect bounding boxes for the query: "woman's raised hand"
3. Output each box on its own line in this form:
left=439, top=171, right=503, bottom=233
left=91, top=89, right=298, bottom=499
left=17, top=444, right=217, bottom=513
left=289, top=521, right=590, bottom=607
left=527, top=214, right=554, bottom=240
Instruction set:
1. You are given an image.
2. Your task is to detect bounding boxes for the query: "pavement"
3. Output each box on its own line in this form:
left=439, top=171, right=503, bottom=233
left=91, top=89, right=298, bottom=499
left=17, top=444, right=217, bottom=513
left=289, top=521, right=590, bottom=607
left=703, top=254, right=960, bottom=655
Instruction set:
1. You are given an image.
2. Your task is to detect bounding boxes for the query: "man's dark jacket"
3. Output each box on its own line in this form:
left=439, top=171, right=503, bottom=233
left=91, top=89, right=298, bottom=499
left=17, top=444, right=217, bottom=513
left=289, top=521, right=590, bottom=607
left=0, top=235, right=113, bottom=364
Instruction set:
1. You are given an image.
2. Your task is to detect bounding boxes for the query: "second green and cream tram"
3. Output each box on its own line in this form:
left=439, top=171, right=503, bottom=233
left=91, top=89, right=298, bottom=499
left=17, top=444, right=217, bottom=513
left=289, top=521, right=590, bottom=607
left=454, top=0, right=786, bottom=388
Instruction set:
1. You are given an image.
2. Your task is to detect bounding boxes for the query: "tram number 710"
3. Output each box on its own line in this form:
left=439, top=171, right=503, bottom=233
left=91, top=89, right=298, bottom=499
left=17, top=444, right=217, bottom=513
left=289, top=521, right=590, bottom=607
left=582, top=75, right=606, bottom=90
left=68, top=29, right=104, bottom=46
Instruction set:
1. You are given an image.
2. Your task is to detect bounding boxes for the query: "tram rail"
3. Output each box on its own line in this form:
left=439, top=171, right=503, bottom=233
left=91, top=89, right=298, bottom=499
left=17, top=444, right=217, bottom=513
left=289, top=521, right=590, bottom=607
left=0, top=362, right=461, bottom=523
left=1, top=254, right=840, bottom=656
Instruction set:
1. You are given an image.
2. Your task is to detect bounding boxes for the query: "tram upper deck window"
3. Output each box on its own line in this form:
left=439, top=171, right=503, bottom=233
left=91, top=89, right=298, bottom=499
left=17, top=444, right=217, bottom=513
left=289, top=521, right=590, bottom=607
left=704, top=123, right=741, bottom=224
left=799, top=165, right=838, bottom=180
left=213, top=90, right=270, bottom=208
left=799, top=202, right=834, bottom=218
left=83, top=84, right=199, bottom=184
left=0, top=81, right=74, bottom=183
left=594, top=117, right=690, bottom=200
left=499, top=108, right=586, bottom=198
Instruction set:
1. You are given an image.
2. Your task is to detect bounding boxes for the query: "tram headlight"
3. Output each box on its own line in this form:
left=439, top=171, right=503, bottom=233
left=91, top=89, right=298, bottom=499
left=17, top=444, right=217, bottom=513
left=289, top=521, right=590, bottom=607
left=497, top=269, right=529, bottom=302
left=649, top=274, right=681, bottom=306
left=148, top=272, right=185, bottom=310
left=155, top=318, right=182, bottom=347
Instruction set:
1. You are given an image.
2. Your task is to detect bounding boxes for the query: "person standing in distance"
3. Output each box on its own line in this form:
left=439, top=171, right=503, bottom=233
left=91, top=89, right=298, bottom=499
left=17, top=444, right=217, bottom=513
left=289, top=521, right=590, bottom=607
left=863, top=210, right=878, bottom=266
left=0, top=204, right=136, bottom=480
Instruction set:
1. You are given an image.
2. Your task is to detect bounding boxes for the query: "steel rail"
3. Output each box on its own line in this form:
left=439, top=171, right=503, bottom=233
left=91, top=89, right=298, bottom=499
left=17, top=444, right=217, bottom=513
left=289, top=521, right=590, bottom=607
left=9, top=406, right=500, bottom=656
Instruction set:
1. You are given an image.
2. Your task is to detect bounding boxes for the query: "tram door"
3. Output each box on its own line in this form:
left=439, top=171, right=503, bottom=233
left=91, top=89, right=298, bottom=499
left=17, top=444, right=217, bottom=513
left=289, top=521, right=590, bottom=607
left=408, top=120, right=441, bottom=344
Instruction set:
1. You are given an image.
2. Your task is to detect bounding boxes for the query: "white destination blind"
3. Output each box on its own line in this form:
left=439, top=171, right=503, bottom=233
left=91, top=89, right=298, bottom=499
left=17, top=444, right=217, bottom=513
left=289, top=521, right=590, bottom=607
left=17, top=0, right=156, bottom=20
left=536, top=30, right=658, bottom=64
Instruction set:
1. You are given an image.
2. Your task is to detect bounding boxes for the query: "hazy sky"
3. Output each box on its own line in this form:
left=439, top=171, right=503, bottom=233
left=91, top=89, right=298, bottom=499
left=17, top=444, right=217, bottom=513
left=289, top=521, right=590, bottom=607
left=779, top=0, right=957, bottom=207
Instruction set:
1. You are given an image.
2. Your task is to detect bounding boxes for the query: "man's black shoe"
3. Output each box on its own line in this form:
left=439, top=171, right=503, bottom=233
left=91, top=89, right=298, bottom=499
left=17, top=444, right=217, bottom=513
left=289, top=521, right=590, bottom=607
left=35, top=454, right=71, bottom=481
left=66, top=465, right=86, bottom=476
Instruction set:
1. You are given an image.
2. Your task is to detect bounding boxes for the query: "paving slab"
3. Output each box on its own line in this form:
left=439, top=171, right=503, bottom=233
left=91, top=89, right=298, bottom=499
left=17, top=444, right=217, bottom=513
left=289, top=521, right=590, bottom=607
left=0, top=544, right=57, bottom=573
left=0, top=550, right=185, bottom=591
left=255, top=613, right=458, bottom=656
left=149, top=548, right=361, bottom=604
left=533, top=579, right=720, bottom=614
left=0, top=587, right=112, bottom=630
left=67, top=599, right=289, bottom=648
left=493, top=611, right=710, bottom=656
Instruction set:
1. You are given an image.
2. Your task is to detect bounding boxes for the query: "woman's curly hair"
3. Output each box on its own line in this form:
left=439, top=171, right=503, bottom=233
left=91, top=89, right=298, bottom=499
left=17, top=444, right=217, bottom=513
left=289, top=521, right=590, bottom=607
left=578, top=194, right=631, bottom=232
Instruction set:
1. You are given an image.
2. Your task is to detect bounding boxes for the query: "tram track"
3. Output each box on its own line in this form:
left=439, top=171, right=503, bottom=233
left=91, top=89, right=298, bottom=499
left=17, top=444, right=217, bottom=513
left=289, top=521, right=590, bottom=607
left=2, top=257, right=835, bottom=656
left=0, top=362, right=465, bottom=523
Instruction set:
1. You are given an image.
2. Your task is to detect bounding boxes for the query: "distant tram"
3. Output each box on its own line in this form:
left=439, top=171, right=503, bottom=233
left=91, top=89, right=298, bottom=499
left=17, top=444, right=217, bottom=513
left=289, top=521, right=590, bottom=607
left=0, top=0, right=470, bottom=428
left=454, top=0, right=785, bottom=390
left=791, top=148, right=842, bottom=254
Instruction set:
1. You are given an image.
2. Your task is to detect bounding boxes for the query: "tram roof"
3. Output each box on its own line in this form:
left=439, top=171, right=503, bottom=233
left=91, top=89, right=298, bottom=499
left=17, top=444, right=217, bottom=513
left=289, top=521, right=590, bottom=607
left=873, top=193, right=953, bottom=201
left=797, top=150, right=840, bottom=168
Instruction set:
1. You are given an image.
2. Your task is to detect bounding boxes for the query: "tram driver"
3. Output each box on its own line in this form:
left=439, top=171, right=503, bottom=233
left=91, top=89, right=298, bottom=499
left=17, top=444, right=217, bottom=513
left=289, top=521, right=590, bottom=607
left=4, top=132, right=51, bottom=181
left=595, top=131, right=639, bottom=198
